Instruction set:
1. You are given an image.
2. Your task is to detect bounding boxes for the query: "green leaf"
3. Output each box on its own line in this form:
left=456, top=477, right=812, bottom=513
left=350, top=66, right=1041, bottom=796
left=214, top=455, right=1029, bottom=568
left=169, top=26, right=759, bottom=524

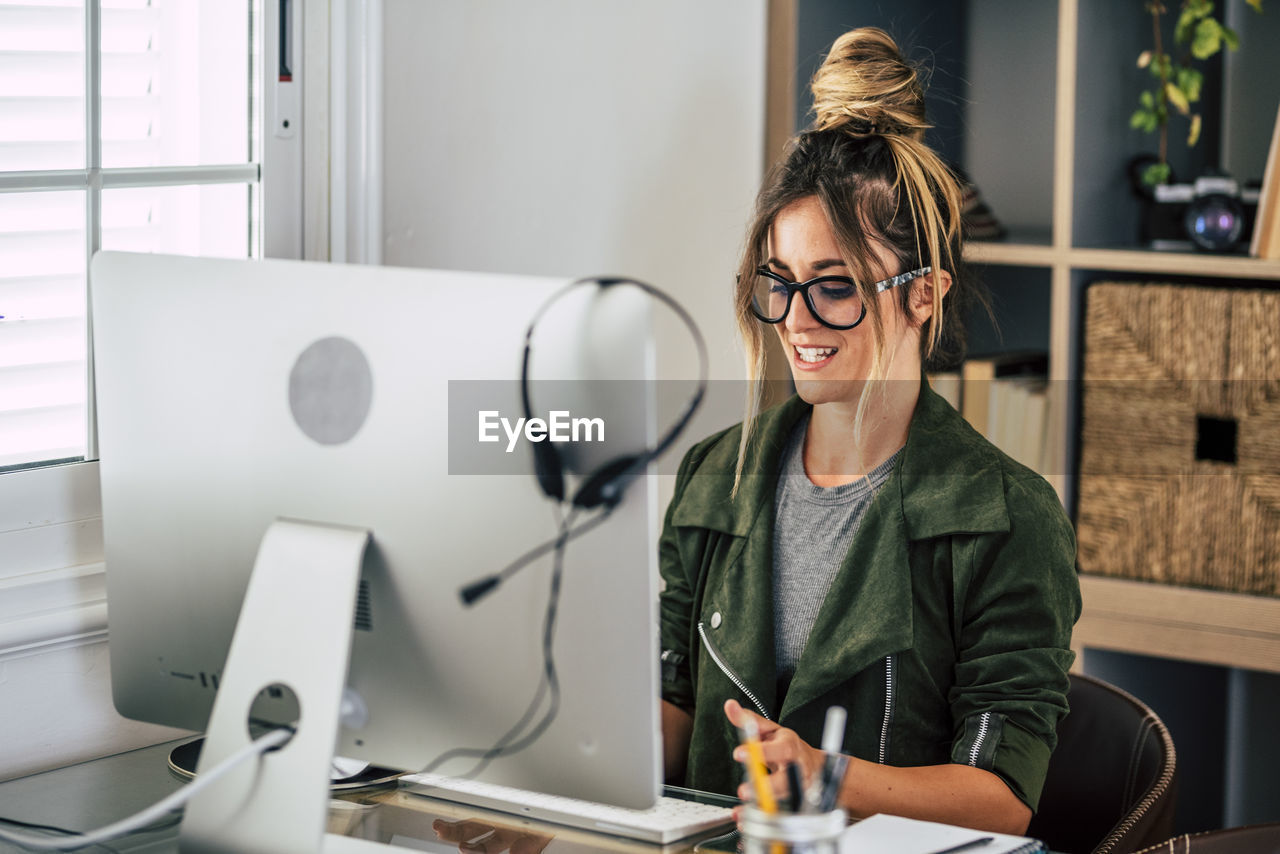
left=1140, top=89, right=1155, bottom=109
left=1222, top=25, right=1240, bottom=50
left=1143, top=162, right=1173, bottom=187
left=1192, top=18, right=1223, bottom=59
left=1247, top=0, right=1263, bottom=12
left=1175, top=5, right=1203, bottom=43
left=1176, top=67, right=1204, bottom=102
left=1147, top=53, right=1173, bottom=81
left=1188, top=113, right=1203, bottom=146
left=1131, top=108, right=1159, bottom=133
left=1165, top=81, right=1191, bottom=115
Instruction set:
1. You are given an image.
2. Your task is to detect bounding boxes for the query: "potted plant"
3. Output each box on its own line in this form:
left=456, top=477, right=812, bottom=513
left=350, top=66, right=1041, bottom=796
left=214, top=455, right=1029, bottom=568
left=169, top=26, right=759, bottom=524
left=1129, top=0, right=1264, bottom=188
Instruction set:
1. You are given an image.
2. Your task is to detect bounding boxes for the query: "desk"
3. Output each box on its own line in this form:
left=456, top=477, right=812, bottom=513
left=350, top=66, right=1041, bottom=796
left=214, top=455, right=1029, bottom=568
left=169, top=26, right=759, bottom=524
left=0, top=741, right=738, bottom=854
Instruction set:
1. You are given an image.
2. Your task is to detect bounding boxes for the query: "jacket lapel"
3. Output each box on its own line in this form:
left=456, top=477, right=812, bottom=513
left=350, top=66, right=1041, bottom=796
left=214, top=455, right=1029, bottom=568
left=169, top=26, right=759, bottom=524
left=670, top=397, right=810, bottom=720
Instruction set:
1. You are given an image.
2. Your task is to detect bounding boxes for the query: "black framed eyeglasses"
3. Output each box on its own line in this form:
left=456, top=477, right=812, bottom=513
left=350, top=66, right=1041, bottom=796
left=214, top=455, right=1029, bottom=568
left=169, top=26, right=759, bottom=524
left=749, top=265, right=932, bottom=330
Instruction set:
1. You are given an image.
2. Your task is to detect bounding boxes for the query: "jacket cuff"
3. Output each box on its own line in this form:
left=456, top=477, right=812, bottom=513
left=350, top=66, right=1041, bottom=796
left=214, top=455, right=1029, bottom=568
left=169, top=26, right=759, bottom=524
left=661, top=648, right=695, bottom=712
left=951, top=714, right=1052, bottom=813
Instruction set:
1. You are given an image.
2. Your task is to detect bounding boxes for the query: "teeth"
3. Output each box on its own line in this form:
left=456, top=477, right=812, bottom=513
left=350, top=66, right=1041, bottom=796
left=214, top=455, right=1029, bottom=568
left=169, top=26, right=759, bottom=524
left=795, top=347, right=836, bottom=363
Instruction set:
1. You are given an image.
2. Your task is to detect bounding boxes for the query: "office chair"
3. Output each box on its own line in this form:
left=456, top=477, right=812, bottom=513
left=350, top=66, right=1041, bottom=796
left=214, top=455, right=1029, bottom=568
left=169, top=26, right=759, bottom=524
left=1133, top=823, right=1280, bottom=854
left=1027, top=673, right=1178, bottom=854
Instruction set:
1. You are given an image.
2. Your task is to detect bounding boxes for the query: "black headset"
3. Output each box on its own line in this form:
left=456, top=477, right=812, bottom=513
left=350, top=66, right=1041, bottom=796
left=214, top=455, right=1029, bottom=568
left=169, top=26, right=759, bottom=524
left=519, top=276, right=708, bottom=510
left=458, top=276, right=707, bottom=607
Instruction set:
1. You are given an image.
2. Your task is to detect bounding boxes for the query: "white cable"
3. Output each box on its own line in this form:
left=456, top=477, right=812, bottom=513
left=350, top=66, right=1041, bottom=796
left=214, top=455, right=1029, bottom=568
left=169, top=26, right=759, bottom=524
left=0, top=728, right=292, bottom=851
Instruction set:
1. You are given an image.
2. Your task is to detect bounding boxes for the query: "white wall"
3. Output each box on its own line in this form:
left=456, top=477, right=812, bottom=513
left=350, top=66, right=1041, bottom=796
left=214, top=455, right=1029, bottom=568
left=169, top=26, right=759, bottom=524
left=382, top=0, right=768, bottom=464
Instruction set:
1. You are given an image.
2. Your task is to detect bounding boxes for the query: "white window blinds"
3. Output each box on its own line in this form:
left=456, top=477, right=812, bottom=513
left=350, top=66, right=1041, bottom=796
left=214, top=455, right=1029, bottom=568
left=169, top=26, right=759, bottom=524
left=0, top=0, right=257, bottom=471
left=0, top=1, right=86, bottom=469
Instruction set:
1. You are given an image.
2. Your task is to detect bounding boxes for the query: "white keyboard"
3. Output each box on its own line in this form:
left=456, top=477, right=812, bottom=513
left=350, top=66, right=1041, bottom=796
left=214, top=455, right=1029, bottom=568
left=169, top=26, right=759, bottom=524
left=399, top=773, right=736, bottom=845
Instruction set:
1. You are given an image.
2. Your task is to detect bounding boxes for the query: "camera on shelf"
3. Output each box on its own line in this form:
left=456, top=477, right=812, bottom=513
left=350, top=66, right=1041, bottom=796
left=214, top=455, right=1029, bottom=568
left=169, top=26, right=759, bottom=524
left=1138, top=171, right=1260, bottom=253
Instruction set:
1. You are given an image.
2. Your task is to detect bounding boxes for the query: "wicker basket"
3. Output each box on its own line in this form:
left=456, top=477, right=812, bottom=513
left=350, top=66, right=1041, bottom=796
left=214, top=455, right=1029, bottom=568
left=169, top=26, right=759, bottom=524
left=1076, top=282, right=1280, bottom=596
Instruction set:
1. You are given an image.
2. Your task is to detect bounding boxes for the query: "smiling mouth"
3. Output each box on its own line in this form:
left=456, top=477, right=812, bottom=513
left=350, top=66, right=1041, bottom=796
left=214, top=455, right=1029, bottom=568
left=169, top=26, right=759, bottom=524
left=794, top=346, right=837, bottom=364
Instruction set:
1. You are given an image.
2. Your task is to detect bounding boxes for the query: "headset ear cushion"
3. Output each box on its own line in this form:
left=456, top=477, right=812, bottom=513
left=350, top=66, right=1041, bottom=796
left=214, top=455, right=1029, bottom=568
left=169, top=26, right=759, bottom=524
left=532, top=440, right=565, bottom=503
left=572, top=454, right=643, bottom=510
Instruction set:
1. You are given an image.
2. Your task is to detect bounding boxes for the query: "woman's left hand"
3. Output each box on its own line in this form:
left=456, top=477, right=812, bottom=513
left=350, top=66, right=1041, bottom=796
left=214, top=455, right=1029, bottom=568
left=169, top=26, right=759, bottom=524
left=724, top=699, right=827, bottom=809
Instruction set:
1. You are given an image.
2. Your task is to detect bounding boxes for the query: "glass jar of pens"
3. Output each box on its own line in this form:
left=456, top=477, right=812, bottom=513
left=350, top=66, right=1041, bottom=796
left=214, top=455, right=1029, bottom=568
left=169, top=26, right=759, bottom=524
left=737, top=707, right=849, bottom=854
left=740, top=807, right=846, bottom=854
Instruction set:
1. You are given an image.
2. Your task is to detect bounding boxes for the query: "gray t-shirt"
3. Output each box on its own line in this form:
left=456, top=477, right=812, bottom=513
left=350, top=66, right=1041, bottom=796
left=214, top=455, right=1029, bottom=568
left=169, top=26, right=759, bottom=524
left=772, top=415, right=900, bottom=695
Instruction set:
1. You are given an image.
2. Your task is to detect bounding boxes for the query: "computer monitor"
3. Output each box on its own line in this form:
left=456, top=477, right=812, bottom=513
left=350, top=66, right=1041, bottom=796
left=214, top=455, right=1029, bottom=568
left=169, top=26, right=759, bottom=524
left=90, top=251, right=664, bottom=852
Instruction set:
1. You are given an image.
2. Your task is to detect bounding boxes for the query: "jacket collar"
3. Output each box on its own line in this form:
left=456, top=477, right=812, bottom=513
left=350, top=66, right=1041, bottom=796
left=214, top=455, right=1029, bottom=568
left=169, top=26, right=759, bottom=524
left=895, top=379, right=1011, bottom=539
left=669, top=394, right=803, bottom=536
left=671, top=378, right=1012, bottom=541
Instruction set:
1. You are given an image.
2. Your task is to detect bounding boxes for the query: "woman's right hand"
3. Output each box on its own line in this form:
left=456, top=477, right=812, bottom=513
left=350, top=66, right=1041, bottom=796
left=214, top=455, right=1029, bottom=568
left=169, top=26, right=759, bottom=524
left=724, top=699, right=825, bottom=809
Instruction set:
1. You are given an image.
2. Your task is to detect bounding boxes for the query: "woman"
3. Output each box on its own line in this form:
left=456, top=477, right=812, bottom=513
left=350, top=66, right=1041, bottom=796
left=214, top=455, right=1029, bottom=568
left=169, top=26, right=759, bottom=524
left=658, top=28, right=1079, bottom=835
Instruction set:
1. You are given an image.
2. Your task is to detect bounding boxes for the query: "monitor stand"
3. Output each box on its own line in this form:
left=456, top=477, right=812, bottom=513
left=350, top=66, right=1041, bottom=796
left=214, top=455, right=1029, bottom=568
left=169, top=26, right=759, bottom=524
left=179, top=518, right=391, bottom=854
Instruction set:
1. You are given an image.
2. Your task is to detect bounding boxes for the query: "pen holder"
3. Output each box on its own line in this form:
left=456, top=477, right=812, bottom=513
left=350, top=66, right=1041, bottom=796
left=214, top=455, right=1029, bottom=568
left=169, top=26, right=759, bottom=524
left=740, top=805, right=846, bottom=854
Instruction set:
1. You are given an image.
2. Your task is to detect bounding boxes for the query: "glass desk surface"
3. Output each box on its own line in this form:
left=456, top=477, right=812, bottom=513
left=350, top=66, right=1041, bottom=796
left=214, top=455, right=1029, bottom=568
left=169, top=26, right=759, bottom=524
left=0, top=740, right=739, bottom=854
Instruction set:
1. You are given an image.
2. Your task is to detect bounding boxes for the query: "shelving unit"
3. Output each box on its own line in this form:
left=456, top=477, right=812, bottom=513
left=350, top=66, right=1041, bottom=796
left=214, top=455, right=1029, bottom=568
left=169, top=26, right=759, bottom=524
left=965, top=0, right=1280, bottom=671
left=776, top=0, right=1280, bottom=673
left=968, top=241, right=1280, bottom=280
left=1076, top=576, right=1280, bottom=674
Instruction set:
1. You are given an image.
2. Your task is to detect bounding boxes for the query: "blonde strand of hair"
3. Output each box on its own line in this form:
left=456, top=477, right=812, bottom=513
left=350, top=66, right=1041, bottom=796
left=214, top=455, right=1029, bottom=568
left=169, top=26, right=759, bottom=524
left=883, top=135, right=961, bottom=358
left=731, top=304, right=766, bottom=498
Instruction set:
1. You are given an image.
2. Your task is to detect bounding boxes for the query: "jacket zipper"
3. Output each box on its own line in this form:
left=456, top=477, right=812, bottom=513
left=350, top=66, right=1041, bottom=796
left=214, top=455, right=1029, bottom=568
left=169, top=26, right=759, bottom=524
left=696, top=621, right=771, bottom=720
left=968, top=712, right=993, bottom=766
left=878, top=654, right=895, bottom=764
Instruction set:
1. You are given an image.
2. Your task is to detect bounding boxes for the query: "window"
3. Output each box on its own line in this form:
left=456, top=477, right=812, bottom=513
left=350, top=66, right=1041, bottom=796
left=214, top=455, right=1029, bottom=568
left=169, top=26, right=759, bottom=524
left=0, top=2, right=302, bottom=767
left=0, top=0, right=260, bottom=471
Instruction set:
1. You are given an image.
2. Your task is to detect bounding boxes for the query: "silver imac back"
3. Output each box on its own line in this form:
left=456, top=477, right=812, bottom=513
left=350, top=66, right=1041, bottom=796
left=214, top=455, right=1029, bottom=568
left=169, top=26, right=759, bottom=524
left=90, top=251, right=662, bottom=821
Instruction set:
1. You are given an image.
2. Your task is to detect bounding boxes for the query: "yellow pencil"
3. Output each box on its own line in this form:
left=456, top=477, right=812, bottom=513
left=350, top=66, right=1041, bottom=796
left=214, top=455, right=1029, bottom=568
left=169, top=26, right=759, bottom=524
left=740, top=717, right=778, bottom=813
left=739, top=717, right=785, bottom=854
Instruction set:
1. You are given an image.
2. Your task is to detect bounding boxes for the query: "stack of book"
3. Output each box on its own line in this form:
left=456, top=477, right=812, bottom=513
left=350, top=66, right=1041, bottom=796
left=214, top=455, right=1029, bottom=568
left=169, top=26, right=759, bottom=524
left=929, top=351, right=1050, bottom=474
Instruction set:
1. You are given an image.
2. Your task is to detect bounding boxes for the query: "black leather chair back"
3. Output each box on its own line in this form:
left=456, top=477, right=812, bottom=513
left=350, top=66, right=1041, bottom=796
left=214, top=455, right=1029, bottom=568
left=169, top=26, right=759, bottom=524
left=1134, top=823, right=1280, bottom=854
left=1028, top=673, right=1177, bottom=854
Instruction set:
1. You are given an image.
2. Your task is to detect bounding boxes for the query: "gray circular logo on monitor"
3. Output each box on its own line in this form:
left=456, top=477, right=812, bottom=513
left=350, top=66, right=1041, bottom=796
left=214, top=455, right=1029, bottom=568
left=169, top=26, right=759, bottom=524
left=288, top=337, right=373, bottom=445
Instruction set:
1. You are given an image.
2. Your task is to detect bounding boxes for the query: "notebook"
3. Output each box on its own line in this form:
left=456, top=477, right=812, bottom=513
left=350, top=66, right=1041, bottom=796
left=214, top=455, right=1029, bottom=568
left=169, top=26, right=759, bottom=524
left=839, top=814, right=1046, bottom=854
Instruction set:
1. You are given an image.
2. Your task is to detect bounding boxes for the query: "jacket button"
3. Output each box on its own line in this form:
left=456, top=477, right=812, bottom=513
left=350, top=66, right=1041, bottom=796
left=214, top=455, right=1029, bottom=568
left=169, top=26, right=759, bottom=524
left=710, top=611, right=722, bottom=629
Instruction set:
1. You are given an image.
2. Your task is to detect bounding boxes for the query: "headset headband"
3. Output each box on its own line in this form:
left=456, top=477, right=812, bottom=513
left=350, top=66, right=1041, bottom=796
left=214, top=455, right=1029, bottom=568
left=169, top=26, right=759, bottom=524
left=520, top=276, right=708, bottom=509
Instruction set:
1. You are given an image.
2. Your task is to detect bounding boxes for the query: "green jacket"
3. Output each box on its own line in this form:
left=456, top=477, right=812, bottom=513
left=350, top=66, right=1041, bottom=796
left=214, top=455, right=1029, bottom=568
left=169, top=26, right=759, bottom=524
left=658, top=382, right=1081, bottom=812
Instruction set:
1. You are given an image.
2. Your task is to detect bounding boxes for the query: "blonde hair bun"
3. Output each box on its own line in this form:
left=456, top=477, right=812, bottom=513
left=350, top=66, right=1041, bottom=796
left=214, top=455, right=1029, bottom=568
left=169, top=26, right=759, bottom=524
left=810, top=27, right=928, bottom=140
